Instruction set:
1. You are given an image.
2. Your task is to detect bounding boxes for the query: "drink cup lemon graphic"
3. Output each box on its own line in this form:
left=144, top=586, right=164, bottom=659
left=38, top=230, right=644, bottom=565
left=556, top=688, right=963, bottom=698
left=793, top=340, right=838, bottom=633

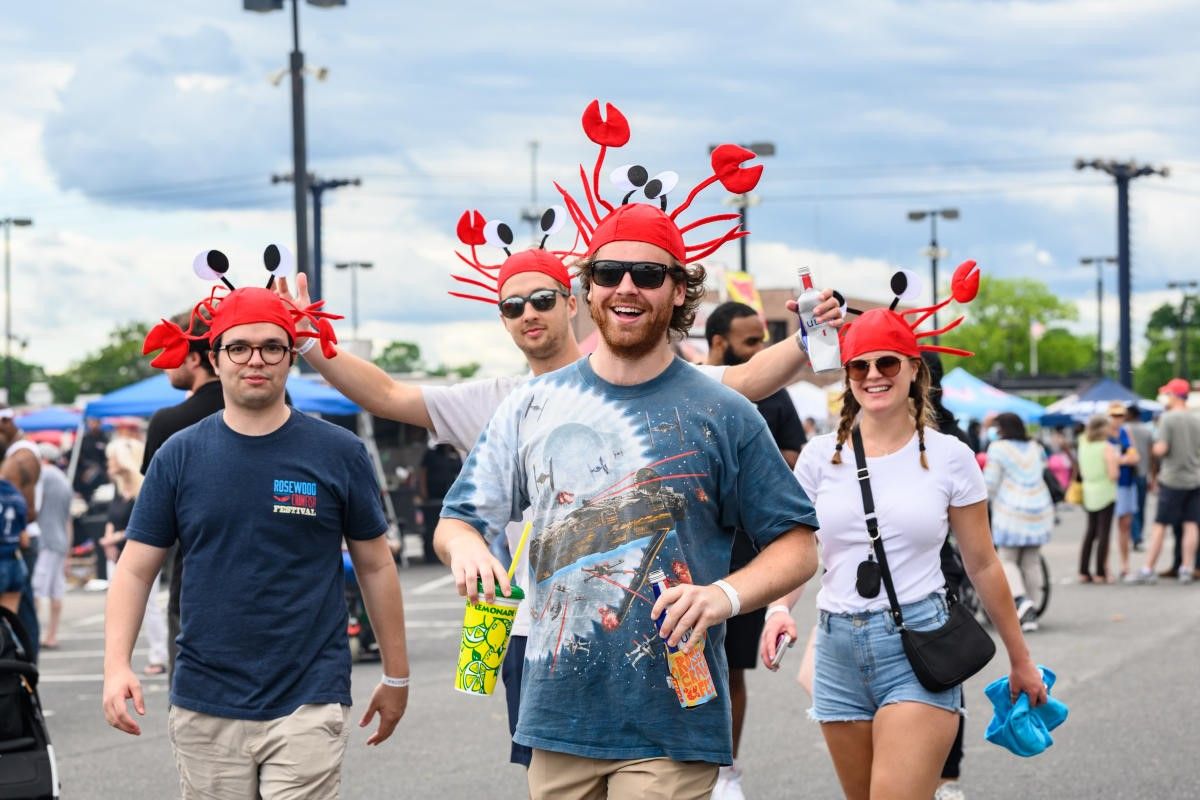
left=454, top=581, right=524, bottom=696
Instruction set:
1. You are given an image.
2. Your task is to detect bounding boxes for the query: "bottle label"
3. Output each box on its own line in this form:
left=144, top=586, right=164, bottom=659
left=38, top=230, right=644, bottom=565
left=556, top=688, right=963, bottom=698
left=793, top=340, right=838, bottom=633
left=651, top=578, right=718, bottom=708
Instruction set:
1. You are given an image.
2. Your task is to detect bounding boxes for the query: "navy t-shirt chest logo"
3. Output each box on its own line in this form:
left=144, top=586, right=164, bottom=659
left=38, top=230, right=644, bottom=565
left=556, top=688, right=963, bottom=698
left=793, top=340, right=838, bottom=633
left=272, top=478, right=318, bottom=517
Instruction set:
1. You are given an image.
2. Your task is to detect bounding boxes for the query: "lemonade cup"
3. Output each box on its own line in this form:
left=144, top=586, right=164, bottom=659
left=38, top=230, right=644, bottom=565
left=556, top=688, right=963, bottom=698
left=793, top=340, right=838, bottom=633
left=454, top=580, right=525, bottom=696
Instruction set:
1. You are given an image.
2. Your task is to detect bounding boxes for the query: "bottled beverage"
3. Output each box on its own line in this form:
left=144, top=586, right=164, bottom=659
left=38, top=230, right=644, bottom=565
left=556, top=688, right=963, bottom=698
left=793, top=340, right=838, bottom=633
left=796, top=266, right=843, bottom=373
left=649, top=569, right=717, bottom=709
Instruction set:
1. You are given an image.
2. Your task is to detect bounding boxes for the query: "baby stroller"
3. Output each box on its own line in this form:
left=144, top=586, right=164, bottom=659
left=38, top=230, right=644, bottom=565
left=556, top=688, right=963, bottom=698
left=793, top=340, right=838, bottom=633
left=0, top=607, right=58, bottom=800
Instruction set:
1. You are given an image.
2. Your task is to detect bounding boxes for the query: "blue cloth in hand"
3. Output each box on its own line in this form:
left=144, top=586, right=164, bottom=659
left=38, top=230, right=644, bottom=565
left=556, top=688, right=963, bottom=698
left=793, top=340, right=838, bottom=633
left=984, top=665, right=1069, bottom=757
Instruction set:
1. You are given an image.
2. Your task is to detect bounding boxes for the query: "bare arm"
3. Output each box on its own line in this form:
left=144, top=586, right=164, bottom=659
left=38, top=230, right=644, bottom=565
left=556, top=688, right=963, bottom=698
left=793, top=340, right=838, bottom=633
left=1104, top=444, right=1120, bottom=481
left=653, top=526, right=818, bottom=651
left=1152, top=440, right=1168, bottom=458
left=720, top=290, right=842, bottom=401
left=102, top=541, right=169, bottom=734
left=434, top=517, right=510, bottom=603
left=275, top=273, right=433, bottom=428
left=780, top=449, right=800, bottom=469
left=950, top=501, right=1047, bottom=705
left=1, top=450, right=40, bottom=523
left=346, top=534, right=410, bottom=745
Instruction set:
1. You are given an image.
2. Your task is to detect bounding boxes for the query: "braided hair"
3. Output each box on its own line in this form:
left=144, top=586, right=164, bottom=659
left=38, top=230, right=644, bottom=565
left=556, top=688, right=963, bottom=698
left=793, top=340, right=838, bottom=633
left=831, top=357, right=937, bottom=469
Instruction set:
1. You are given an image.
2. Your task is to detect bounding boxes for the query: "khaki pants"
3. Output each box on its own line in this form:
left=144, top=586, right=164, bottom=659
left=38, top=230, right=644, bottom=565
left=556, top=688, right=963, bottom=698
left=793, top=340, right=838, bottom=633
left=168, top=704, right=350, bottom=799
left=528, top=749, right=718, bottom=800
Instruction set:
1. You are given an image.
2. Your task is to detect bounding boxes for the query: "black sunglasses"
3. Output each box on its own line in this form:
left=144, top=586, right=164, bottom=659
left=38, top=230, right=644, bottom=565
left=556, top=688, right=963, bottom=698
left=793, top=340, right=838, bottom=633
left=590, top=260, right=681, bottom=290
left=846, top=355, right=906, bottom=382
left=498, top=288, right=570, bottom=319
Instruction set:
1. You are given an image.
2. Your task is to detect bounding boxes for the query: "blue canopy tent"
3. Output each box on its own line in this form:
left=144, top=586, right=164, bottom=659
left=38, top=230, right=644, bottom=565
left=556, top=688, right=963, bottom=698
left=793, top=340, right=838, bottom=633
left=83, top=374, right=359, bottom=418
left=1040, top=378, right=1161, bottom=428
left=15, top=407, right=84, bottom=431
left=940, top=368, right=1048, bottom=424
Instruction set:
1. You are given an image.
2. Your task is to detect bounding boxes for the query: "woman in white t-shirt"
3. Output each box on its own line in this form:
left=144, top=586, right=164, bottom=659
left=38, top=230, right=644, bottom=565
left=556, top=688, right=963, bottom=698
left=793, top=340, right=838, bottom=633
left=760, top=271, right=1045, bottom=800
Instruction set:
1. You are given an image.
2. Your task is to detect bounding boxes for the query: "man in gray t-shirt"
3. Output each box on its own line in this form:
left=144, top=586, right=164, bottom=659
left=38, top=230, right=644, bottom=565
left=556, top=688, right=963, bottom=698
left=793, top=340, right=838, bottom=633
left=1131, top=379, right=1200, bottom=583
left=32, top=451, right=74, bottom=648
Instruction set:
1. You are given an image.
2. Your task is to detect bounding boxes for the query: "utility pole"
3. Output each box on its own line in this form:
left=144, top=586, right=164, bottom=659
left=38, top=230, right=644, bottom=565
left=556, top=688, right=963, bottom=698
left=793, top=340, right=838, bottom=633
left=1, top=217, right=32, bottom=404
left=1080, top=256, right=1116, bottom=376
left=272, top=173, right=360, bottom=301
left=1075, top=158, right=1169, bottom=388
left=1168, top=280, right=1199, bottom=381
left=518, top=141, right=541, bottom=247
left=907, top=208, right=959, bottom=341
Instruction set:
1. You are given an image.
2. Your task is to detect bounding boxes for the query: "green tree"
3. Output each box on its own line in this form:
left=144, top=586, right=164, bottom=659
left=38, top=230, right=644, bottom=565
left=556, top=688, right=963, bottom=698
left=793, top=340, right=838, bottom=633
left=373, top=341, right=423, bottom=374
left=50, top=321, right=156, bottom=403
left=1134, top=301, right=1198, bottom=398
left=0, top=357, right=46, bottom=405
left=939, top=276, right=1094, bottom=378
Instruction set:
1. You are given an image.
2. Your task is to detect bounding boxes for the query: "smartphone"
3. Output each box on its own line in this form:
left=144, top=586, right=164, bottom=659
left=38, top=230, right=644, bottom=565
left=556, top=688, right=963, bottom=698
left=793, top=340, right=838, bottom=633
left=768, top=632, right=794, bottom=670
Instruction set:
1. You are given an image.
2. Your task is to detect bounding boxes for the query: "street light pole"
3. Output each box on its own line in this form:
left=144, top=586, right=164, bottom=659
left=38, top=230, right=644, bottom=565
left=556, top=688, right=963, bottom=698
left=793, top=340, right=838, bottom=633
left=1080, top=256, right=1117, bottom=376
left=1168, top=280, right=1199, bottom=381
left=1075, top=158, right=1169, bottom=388
left=906, top=208, right=959, bottom=341
left=245, top=0, right=347, bottom=284
left=334, top=261, right=373, bottom=340
left=1, top=217, right=32, bottom=404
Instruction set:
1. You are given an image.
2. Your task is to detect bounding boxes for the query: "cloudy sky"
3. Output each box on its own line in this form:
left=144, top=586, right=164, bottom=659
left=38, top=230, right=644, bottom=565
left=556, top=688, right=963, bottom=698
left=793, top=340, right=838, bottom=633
left=2, top=0, right=1197, bottom=378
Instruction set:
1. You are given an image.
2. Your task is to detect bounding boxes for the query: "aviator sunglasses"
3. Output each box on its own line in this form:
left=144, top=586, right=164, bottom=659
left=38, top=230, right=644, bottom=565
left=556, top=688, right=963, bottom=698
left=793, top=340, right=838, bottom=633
left=498, top=289, right=570, bottom=319
left=590, top=260, right=681, bottom=290
left=845, top=355, right=906, bottom=382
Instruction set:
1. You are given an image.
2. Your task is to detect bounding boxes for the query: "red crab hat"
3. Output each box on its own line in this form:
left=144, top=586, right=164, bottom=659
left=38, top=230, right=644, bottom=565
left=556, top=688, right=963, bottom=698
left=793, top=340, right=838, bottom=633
left=448, top=206, right=578, bottom=305
left=554, top=99, right=764, bottom=263
left=142, top=245, right=343, bottom=368
left=839, top=259, right=983, bottom=363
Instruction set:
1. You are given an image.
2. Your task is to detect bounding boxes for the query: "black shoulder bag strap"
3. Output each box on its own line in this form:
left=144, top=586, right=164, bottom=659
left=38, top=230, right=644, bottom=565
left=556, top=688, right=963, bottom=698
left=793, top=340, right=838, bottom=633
left=851, top=426, right=906, bottom=630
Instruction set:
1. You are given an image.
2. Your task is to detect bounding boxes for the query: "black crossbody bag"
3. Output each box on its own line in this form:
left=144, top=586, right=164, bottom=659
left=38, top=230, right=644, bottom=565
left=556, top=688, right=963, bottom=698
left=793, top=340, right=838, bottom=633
left=851, top=427, right=995, bottom=692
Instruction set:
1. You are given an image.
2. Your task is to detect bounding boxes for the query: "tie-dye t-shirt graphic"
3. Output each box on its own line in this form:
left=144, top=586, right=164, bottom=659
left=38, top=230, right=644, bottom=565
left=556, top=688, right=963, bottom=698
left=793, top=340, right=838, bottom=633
left=441, top=356, right=817, bottom=764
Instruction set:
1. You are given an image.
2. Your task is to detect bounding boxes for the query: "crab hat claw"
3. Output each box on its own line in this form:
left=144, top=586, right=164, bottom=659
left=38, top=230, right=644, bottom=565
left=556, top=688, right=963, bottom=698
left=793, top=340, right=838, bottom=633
left=581, top=100, right=630, bottom=148
left=456, top=210, right=487, bottom=246
left=951, top=260, right=981, bottom=303
left=142, top=318, right=191, bottom=369
left=711, top=144, right=763, bottom=195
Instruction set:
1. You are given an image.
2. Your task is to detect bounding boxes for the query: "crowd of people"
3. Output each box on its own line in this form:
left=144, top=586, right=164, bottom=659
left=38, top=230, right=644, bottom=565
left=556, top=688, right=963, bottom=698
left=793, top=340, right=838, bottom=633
left=0, top=99, right=1195, bottom=800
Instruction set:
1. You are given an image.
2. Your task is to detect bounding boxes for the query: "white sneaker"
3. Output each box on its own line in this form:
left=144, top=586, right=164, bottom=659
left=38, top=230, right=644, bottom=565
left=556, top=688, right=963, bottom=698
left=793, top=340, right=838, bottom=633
left=83, top=578, right=109, bottom=592
left=935, top=782, right=967, bottom=800
left=713, top=762, right=746, bottom=800
left=1179, top=569, right=1195, bottom=585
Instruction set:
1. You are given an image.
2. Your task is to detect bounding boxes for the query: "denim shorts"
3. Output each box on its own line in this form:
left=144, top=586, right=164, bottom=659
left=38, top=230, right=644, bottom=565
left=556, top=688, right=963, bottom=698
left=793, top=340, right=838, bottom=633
left=0, top=554, right=27, bottom=594
left=1115, top=483, right=1138, bottom=517
left=810, top=593, right=963, bottom=722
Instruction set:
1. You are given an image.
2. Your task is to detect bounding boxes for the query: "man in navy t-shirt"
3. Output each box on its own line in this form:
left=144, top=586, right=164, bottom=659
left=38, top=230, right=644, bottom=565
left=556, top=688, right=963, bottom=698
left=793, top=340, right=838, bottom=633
left=103, top=284, right=411, bottom=798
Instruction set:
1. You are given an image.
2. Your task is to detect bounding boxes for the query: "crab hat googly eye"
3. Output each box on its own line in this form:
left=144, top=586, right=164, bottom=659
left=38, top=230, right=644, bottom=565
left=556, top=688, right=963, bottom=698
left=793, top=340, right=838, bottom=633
left=193, top=249, right=230, bottom=281
left=611, top=164, right=649, bottom=192
left=263, top=243, right=295, bottom=279
left=540, top=206, right=566, bottom=237
left=483, top=219, right=516, bottom=252
left=890, top=269, right=923, bottom=302
left=642, top=171, right=679, bottom=201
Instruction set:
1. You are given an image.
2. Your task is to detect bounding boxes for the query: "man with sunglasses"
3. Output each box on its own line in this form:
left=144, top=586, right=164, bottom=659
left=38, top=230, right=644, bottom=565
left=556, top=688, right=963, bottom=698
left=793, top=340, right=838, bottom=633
left=273, top=247, right=840, bottom=773
left=434, top=213, right=822, bottom=799
left=105, top=287, right=411, bottom=797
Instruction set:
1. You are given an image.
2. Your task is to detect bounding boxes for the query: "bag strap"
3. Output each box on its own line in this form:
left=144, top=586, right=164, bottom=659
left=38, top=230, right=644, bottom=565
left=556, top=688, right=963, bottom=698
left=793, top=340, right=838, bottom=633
left=850, top=427, right=906, bottom=629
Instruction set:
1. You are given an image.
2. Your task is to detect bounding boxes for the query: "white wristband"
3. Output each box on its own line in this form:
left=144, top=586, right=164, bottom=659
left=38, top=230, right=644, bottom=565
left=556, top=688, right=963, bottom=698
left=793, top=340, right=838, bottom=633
left=296, top=337, right=317, bottom=356
left=766, top=604, right=791, bottom=620
left=381, top=674, right=410, bottom=688
left=713, top=579, right=741, bottom=618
